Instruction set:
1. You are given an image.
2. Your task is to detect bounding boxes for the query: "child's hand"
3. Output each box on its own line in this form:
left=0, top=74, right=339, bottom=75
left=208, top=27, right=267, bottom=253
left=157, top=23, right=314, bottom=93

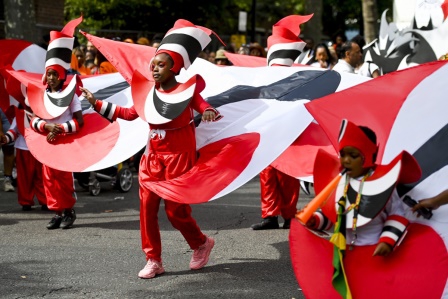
left=44, top=123, right=62, bottom=133
left=47, top=132, right=57, bottom=142
left=412, top=198, right=439, bottom=212
left=79, top=87, right=96, bottom=105
left=202, top=110, right=216, bottom=122
left=0, top=133, right=6, bottom=145
left=373, top=242, right=392, bottom=257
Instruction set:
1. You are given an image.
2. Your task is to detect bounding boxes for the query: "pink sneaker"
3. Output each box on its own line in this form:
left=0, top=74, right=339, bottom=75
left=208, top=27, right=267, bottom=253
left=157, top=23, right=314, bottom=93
left=190, top=236, right=215, bottom=270
left=138, top=259, right=165, bottom=279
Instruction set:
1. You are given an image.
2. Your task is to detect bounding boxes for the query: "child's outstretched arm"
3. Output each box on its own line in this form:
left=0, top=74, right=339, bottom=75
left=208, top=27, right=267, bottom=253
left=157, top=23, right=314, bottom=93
left=79, top=86, right=138, bottom=122
left=413, top=189, right=448, bottom=212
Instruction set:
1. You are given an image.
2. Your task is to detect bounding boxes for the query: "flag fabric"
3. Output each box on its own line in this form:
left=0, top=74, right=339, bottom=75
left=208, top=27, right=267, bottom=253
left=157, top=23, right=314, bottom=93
left=0, top=39, right=46, bottom=120
left=145, top=59, right=368, bottom=203
left=77, top=32, right=370, bottom=203
left=290, top=61, right=448, bottom=298
left=5, top=70, right=148, bottom=172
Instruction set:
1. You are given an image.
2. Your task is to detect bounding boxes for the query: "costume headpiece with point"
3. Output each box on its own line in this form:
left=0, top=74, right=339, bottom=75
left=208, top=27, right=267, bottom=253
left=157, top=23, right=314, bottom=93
left=155, top=19, right=225, bottom=74
left=267, top=14, right=313, bottom=67
left=338, top=119, right=378, bottom=168
left=43, top=16, right=83, bottom=84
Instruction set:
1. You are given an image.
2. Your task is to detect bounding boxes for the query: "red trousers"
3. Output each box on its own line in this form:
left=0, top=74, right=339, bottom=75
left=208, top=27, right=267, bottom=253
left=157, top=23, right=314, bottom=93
left=139, top=150, right=206, bottom=262
left=16, top=149, right=46, bottom=206
left=259, top=165, right=300, bottom=219
left=42, top=165, right=76, bottom=211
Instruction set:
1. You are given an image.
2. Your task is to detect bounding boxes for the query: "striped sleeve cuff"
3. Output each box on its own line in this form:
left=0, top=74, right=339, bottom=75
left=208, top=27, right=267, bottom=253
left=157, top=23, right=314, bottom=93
left=60, top=118, right=80, bottom=133
left=379, top=215, right=409, bottom=248
left=5, top=130, right=17, bottom=143
left=94, top=99, right=119, bottom=122
left=30, top=117, right=47, bottom=132
left=312, top=211, right=333, bottom=231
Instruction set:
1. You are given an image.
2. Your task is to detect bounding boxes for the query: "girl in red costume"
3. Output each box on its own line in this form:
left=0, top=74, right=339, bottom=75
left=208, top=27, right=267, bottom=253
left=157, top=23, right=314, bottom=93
left=80, top=19, right=222, bottom=279
left=28, top=17, right=84, bottom=230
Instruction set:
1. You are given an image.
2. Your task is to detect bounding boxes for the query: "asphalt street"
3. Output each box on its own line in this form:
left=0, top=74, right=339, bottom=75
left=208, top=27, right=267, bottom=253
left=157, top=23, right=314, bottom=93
left=0, top=163, right=313, bottom=299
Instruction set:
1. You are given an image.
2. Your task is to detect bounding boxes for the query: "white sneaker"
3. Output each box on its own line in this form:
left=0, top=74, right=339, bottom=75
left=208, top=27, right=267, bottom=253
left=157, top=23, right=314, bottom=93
left=4, top=178, right=15, bottom=192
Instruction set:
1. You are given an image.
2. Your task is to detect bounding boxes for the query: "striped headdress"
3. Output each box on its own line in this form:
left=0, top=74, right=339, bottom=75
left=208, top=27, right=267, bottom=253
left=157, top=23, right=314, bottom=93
left=155, top=19, right=224, bottom=73
left=267, top=14, right=313, bottom=67
left=43, top=16, right=83, bottom=84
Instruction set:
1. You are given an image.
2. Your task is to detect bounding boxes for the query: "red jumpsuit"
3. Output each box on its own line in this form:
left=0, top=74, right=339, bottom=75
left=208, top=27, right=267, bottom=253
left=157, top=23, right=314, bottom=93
left=95, top=85, right=211, bottom=262
left=259, top=165, right=300, bottom=220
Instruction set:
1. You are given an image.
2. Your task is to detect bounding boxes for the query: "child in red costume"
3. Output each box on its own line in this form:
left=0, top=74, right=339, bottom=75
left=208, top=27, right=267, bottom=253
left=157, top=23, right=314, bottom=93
left=251, top=15, right=312, bottom=230
left=1, top=108, right=47, bottom=211
left=80, top=19, right=222, bottom=279
left=31, top=67, right=84, bottom=229
left=28, top=16, right=85, bottom=229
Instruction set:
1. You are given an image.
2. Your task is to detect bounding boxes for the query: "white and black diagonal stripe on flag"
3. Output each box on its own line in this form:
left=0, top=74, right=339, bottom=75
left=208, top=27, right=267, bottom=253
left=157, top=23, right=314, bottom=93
left=142, top=59, right=368, bottom=203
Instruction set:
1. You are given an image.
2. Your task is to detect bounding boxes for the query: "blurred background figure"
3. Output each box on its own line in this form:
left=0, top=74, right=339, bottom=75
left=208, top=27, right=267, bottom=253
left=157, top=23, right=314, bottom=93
left=70, top=47, right=90, bottom=75
left=137, top=37, right=150, bottom=46
left=84, top=50, right=97, bottom=74
left=249, top=42, right=266, bottom=58
left=332, top=32, right=347, bottom=58
left=94, top=51, right=118, bottom=74
left=351, top=35, right=380, bottom=78
left=86, top=41, right=98, bottom=56
left=124, top=38, right=134, bottom=43
left=238, top=44, right=250, bottom=55
left=208, top=51, right=216, bottom=64
left=215, top=49, right=232, bottom=65
left=150, top=33, right=164, bottom=48
left=310, top=43, right=337, bottom=69
left=295, top=36, right=314, bottom=65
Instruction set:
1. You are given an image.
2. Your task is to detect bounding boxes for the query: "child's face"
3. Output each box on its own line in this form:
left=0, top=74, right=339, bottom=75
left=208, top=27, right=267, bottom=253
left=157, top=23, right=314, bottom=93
left=151, top=53, right=174, bottom=83
left=339, top=146, right=369, bottom=178
left=46, top=69, right=62, bottom=91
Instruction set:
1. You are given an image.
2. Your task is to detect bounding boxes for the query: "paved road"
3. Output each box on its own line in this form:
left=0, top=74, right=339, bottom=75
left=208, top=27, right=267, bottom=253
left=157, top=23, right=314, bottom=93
left=0, top=167, right=313, bottom=299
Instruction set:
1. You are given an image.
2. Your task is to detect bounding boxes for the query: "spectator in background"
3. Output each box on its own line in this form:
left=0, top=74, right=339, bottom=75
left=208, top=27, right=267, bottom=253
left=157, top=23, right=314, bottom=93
left=94, top=51, right=118, bottom=75
left=124, top=38, right=134, bottom=44
left=310, top=43, right=337, bottom=69
left=215, top=49, right=232, bottom=65
left=332, top=41, right=362, bottom=73
left=86, top=41, right=97, bottom=56
left=150, top=33, right=164, bottom=48
left=351, top=35, right=380, bottom=78
left=137, top=37, right=150, bottom=46
left=249, top=42, right=267, bottom=58
left=332, top=32, right=347, bottom=58
left=84, top=50, right=97, bottom=74
left=295, top=36, right=314, bottom=65
left=70, top=47, right=90, bottom=75
left=238, top=44, right=250, bottom=55
left=0, top=108, right=15, bottom=192
left=208, top=51, right=216, bottom=64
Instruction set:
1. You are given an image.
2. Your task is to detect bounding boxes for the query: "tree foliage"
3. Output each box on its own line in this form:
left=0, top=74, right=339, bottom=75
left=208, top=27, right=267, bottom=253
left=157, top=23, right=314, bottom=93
left=64, top=0, right=392, bottom=43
